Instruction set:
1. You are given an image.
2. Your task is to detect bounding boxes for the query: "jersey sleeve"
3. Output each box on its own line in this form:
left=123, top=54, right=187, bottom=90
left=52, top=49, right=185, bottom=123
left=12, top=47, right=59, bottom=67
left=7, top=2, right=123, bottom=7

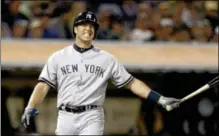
left=110, top=57, right=134, bottom=88
left=38, top=53, right=58, bottom=89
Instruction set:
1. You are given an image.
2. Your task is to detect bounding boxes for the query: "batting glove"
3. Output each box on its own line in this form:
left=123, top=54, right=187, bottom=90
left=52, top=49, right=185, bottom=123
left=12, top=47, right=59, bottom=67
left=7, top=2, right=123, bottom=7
left=21, top=107, right=39, bottom=128
left=158, top=96, right=181, bottom=110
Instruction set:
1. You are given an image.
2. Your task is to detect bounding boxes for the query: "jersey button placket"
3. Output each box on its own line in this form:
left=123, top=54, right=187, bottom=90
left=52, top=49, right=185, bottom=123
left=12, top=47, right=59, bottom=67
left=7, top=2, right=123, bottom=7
left=74, top=54, right=82, bottom=105
left=78, top=54, right=83, bottom=89
left=81, top=54, right=83, bottom=63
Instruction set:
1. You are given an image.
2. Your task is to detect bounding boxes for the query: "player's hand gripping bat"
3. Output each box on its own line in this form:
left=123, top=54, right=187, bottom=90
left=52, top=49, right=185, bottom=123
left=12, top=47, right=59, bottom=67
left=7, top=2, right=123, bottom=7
left=166, top=76, right=219, bottom=111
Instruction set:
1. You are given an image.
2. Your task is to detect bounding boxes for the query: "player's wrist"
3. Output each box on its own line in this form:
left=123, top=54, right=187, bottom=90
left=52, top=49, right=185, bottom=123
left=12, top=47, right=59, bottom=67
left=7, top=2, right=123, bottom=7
left=25, top=106, right=38, bottom=111
left=24, top=107, right=39, bottom=115
left=147, top=90, right=162, bottom=103
left=157, top=96, right=166, bottom=105
left=25, top=106, right=36, bottom=110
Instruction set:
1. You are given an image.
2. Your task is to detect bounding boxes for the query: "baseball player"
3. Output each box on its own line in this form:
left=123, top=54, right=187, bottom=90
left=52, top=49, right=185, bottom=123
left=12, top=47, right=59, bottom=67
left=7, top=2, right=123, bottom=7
left=21, top=11, right=181, bottom=135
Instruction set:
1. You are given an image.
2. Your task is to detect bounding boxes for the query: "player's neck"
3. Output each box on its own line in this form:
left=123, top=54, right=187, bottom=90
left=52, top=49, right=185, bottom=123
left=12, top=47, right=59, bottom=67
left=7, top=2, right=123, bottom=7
left=75, top=38, right=92, bottom=49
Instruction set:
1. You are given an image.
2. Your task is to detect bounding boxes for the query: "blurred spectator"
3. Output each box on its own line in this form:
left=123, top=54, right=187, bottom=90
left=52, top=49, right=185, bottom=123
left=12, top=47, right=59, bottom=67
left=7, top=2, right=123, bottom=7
left=1, top=22, right=12, bottom=38
left=154, top=2, right=174, bottom=41
left=130, top=13, right=154, bottom=42
left=110, top=15, right=127, bottom=40
left=204, top=1, right=218, bottom=30
left=1, top=0, right=217, bottom=42
left=190, top=25, right=207, bottom=42
left=150, top=10, right=162, bottom=35
left=12, top=19, right=28, bottom=38
left=98, top=3, right=122, bottom=17
left=33, top=3, right=59, bottom=39
left=96, top=8, right=113, bottom=40
left=120, top=0, right=137, bottom=30
left=159, top=2, right=172, bottom=18
left=38, top=14, right=58, bottom=38
left=143, top=0, right=163, bottom=9
left=2, top=0, right=29, bottom=30
left=192, top=1, right=205, bottom=17
left=27, top=19, right=43, bottom=38
left=155, top=18, right=174, bottom=41
left=202, top=20, right=213, bottom=41
left=37, top=6, right=51, bottom=28
left=173, top=10, right=188, bottom=30
left=168, top=12, right=191, bottom=42
left=49, top=3, right=73, bottom=39
left=210, top=26, right=218, bottom=42
left=160, top=18, right=173, bottom=27
left=169, top=28, right=191, bottom=42
left=181, top=1, right=203, bottom=27
left=28, top=2, right=44, bottom=17
left=27, top=18, right=57, bottom=39
left=27, top=1, right=56, bottom=18
left=71, top=1, right=87, bottom=14
left=137, top=2, right=152, bottom=19
left=69, top=1, right=88, bottom=36
left=190, top=19, right=213, bottom=42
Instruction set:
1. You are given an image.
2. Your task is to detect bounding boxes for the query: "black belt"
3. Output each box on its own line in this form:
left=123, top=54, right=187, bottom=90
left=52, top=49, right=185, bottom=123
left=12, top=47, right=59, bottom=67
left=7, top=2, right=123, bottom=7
left=59, top=104, right=98, bottom=113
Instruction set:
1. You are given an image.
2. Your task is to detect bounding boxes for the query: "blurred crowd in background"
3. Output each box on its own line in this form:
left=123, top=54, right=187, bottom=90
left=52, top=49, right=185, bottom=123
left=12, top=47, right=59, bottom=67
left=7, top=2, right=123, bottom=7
left=1, top=0, right=219, bottom=42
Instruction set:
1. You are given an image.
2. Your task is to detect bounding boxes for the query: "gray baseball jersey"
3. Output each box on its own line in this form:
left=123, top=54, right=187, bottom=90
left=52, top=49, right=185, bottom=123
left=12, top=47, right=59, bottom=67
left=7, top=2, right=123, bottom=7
left=38, top=44, right=134, bottom=107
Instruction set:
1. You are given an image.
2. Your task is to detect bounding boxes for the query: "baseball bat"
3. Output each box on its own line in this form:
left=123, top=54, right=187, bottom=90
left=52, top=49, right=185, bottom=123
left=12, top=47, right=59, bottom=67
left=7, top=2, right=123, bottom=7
left=166, top=76, right=219, bottom=111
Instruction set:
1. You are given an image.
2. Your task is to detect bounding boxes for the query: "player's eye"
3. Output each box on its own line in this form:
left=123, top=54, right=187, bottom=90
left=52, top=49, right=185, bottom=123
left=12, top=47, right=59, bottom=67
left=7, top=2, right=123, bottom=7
left=82, top=23, right=94, bottom=29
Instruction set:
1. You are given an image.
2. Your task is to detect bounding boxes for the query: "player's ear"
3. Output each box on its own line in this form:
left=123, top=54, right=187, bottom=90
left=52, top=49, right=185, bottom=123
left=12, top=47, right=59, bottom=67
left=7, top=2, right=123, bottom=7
left=74, top=27, right=77, bottom=34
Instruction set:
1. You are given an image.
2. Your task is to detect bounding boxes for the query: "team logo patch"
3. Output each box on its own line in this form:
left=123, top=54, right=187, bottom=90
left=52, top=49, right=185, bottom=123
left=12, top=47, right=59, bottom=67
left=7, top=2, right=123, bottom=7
left=86, top=13, right=92, bottom=19
left=86, top=13, right=95, bottom=21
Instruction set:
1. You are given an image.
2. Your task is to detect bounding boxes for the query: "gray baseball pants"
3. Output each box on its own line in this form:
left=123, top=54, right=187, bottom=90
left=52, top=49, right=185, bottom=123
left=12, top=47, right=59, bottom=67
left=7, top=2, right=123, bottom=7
left=55, top=107, right=104, bottom=135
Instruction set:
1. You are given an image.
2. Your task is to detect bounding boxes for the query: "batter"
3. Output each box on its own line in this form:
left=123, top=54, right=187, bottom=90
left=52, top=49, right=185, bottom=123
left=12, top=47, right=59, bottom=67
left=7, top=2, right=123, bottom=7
left=21, top=11, right=181, bottom=135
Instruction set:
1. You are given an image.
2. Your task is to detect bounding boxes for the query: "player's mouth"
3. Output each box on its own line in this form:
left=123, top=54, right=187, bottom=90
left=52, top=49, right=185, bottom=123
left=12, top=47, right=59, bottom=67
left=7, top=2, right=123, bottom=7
left=83, top=32, right=92, bottom=36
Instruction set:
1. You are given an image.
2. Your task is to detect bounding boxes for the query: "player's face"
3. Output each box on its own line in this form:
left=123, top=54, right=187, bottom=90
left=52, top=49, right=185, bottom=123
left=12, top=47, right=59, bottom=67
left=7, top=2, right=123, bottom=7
left=75, top=22, right=95, bottom=41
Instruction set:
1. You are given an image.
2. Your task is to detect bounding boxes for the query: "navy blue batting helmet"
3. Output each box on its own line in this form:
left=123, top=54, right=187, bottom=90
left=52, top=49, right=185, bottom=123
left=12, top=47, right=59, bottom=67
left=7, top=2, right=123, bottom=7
left=73, top=11, right=99, bottom=39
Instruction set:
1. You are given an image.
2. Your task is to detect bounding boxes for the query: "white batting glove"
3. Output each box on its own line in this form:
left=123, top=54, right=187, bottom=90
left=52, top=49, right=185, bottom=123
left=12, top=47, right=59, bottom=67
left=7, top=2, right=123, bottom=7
left=158, top=96, right=181, bottom=110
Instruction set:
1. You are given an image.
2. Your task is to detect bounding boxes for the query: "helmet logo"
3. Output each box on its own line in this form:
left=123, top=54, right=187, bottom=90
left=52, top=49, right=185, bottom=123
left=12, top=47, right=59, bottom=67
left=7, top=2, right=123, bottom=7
left=86, top=13, right=92, bottom=19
